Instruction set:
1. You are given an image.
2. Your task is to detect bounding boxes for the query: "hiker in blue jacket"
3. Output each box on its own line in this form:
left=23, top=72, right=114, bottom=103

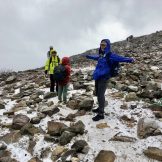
left=86, top=39, right=135, bottom=121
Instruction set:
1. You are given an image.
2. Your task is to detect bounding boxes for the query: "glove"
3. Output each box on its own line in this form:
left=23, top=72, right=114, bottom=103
left=45, top=70, right=47, bottom=74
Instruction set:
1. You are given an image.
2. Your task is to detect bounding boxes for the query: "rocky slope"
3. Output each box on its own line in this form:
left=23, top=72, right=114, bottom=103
left=0, top=31, right=162, bottom=162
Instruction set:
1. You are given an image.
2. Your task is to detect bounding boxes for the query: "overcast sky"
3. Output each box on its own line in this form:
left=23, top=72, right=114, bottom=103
left=0, top=0, right=162, bottom=71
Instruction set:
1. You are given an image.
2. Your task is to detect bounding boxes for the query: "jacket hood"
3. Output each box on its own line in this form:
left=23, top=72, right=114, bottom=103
left=99, top=39, right=111, bottom=55
left=62, top=57, right=70, bottom=65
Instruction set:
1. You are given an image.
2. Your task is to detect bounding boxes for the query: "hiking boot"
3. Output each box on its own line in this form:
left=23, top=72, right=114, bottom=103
left=58, top=100, right=62, bottom=104
left=92, top=108, right=99, bottom=113
left=92, top=114, right=104, bottom=121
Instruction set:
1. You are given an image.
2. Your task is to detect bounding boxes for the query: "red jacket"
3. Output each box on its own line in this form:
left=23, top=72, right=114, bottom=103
left=58, top=57, right=71, bottom=86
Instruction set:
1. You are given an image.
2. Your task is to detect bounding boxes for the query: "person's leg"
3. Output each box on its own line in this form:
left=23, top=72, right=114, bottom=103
left=58, top=85, right=63, bottom=102
left=56, top=81, right=58, bottom=93
left=50, top=74, right=54, bottom=92
left=95, top=80, right=98, bottom=96
left=97, top=79, right=107, bottom=114
left=92, top=79, right=107, bottom=121
left=63, top=84, right=68, bottom=103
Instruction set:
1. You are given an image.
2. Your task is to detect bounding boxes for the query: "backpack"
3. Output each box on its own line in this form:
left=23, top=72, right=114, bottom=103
left=53, top=64, right=67, bottom=81
left=110, top=61, right=121, bottom=77
left=106, top=53, right=121, bottom=77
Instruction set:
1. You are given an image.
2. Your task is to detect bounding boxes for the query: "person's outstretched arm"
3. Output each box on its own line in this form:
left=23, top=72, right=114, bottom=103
left=86, top=54, right=99, bottom=61
left=111, top=53, right=134, bottom=63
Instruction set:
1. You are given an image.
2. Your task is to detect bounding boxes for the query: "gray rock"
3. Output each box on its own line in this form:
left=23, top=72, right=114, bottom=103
left=0, top=102, right=5, bottom=109
left=43, top=92, right=57, bottom=99
left=47, top=121, right=68, bottom=136
left=20, top=123, right=42, bottom=135
left=59, top=131, right=75, bottom=146
left=71, top=140, right=88, bottom=153
left=30, top=117, right=41, bottom=124
left=137, top=118, right=162, bottom=139
left=78, top=98, right=94, bottom=111
left=125, top=92, right=138, bottom=102
left=0, top=131, right=22, bottom=144
left=110, top=135, right=136, bottom=142
left=41, top=106, right=60, bottom=116
left=0, top=142, right=7, bottom=150
left=68, top=120, right=85, bottom=135
left=6, top=76, right=17, bottom=84
left=12, top=114, right=30, bottom=129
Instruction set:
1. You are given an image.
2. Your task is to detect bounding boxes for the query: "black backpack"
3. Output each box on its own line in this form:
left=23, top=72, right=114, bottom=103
left=106, top=53, right=121, bottom=77
left=53, top=64, right=67, bottom=81
left=110, top=61, right=121, bottom=77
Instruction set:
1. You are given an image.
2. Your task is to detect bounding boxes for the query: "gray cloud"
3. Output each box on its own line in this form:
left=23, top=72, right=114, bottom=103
left=0, top=0, right=162, bottom=71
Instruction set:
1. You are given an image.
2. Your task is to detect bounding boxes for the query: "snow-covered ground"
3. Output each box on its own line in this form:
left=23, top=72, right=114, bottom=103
left=0, top=68, right=162, bottom=162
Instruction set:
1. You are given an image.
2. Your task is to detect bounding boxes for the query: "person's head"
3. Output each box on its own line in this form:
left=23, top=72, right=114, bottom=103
left=51, top=50, right=57, bottom=56
left=99, top=39, right=111, bottom=54
left=62, top=57, right=70, bottom=65
left=50, top=46, right=53, bottom=50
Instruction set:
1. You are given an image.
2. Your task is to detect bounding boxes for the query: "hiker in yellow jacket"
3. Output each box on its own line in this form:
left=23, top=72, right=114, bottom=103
left=45, top=50, right=60, bottom=92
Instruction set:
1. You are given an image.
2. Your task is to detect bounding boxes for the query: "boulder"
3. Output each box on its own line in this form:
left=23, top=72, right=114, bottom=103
left=6, top=76, right=17, bottom=84
left=59, top=131, right=75, bottom=145
left=137, top=118, right=162, bottom=139
left=78, top=98, right=94, bottom=111
left=12, top=114, right=30, bottom=129
left=71, top=140, right=88, bottom=153
left=144, top=147, right=162, bottom=161
left=47, top=121, right=67, bottom=136
left=94, top=150, right=116, bottom=162
left=43, top=92, right=57, bottom=99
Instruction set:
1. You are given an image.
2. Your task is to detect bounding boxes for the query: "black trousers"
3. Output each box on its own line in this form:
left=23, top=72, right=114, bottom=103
left=50, top=74, right=58, bottom=92
left=95, top=79, right=107, bottom=115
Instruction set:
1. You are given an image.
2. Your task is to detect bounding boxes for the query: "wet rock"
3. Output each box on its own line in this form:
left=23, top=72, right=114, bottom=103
left=6, top=76, right=17, bottom=84
left=59, top=131, right=75, bottom=146
left=0, top=131, right=22, bottom=144
left=71, top=140, right=88, bottom=153
left=78, top=98, right=94, bottom=111
left=94, top=150, right=116, bottom=162
left=47, top=121, right=68, bottom=136
left=68, top=120, right=85, bottom=135
left=96, top=123, right=110, bottom=129
left=137, top=118, right=162, bottom=139
left=43, top=92, right=57, bottom=99
left=144, top=147, right=162, bottom=161
left=125, top=92, right=138, bottom=102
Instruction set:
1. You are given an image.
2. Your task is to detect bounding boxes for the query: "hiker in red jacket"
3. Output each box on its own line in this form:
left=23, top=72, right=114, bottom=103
left=58, top=57, right=71, bottom=103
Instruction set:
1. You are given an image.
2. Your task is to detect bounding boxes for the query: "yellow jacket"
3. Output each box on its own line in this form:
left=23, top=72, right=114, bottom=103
left=45, top=56, right=60, bottom=74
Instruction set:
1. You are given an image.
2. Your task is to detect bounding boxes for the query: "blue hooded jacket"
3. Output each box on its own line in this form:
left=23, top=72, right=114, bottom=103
left=86, top=39, right=133, bottom=80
